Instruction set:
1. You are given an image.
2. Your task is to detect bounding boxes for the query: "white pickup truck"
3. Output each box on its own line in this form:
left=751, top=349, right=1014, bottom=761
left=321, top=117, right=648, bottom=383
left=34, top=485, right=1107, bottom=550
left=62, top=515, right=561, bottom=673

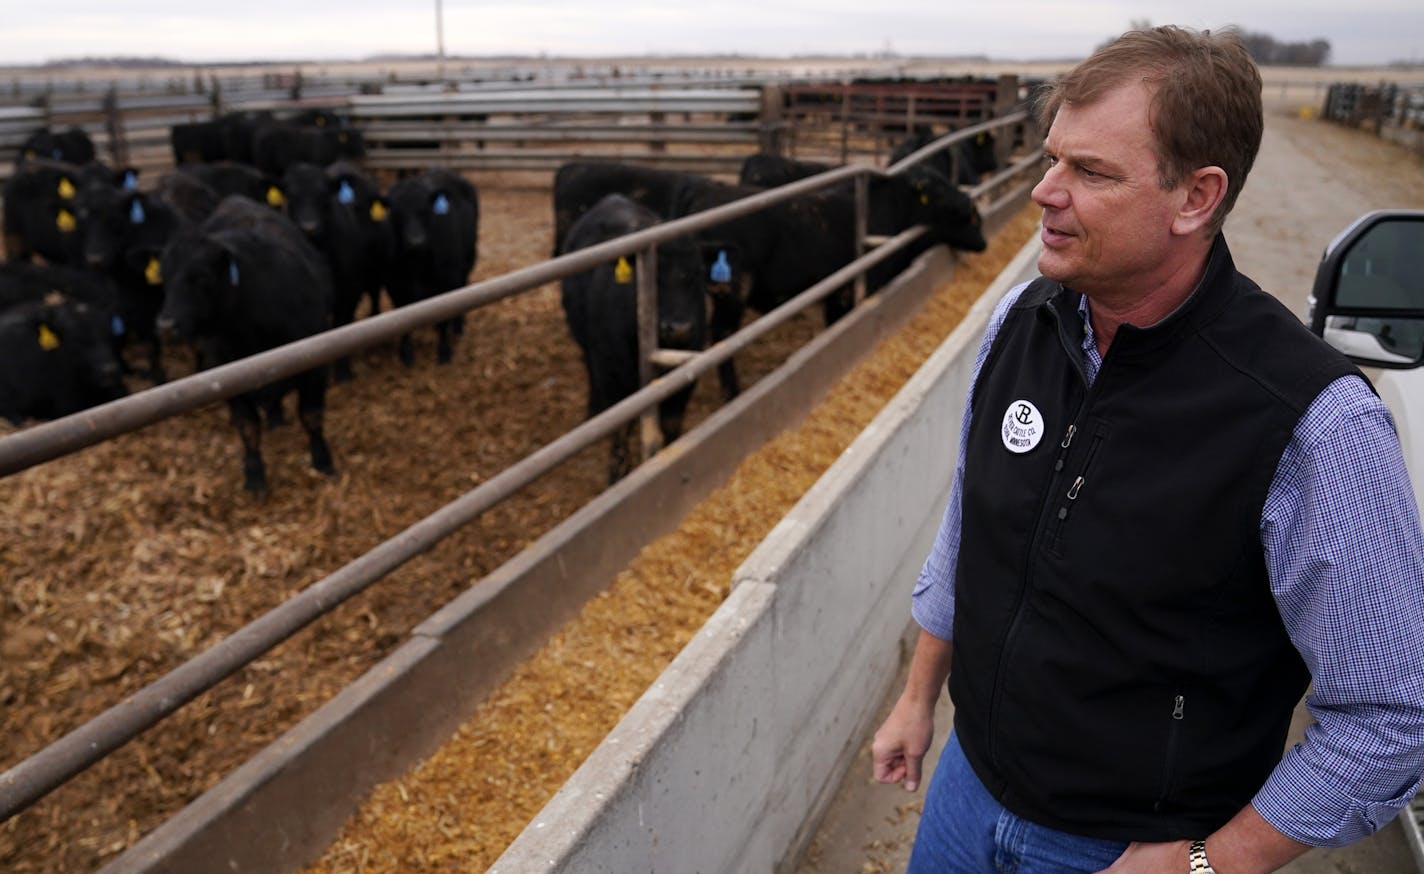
left=1306, top=208, right=1424, bottom=868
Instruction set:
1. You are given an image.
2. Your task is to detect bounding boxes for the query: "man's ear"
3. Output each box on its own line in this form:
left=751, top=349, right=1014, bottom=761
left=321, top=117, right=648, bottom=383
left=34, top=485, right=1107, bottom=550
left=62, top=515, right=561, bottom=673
left=1172, top=166, right=1228, bottom=236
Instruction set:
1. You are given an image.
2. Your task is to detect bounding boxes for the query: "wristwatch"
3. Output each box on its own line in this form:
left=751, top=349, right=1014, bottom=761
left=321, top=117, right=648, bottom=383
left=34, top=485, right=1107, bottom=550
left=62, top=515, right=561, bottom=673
left=1189, top=839, right=1217, bottom=873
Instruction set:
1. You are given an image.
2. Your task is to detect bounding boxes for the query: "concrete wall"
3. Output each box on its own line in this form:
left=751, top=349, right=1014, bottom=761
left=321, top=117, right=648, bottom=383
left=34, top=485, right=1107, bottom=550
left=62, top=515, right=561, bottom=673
left=490, top=235, right=1043, bottom=873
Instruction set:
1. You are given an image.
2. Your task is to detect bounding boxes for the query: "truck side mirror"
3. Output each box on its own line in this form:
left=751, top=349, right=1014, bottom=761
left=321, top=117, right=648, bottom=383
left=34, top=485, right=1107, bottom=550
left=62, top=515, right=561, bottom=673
left=1307, top=210, right=1424, bottom=368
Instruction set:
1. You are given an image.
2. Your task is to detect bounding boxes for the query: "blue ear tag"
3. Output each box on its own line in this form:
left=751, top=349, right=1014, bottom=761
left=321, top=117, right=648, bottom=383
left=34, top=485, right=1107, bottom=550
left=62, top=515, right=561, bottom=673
left=129, top=199, right=146, bottom=224
left=228, top=259, right=240, bottom=286
left=710, top=250, right=732, bottom=283
left=337, top=179, right=355, bottom=204
left=122, top=170, right=138, bottom=190
left=111, top=314, right=126, bottom=336
left=433, top=193, right=450, bottom=216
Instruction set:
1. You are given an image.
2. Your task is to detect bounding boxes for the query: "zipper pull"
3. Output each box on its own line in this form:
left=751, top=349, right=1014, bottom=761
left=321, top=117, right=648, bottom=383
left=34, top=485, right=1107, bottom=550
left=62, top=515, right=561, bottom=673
left=1172, top=695, right=1185, bottom=720
left=1066, top=476, right=1084, bottom=500
left=1061, top=424, right=1077, bottom=448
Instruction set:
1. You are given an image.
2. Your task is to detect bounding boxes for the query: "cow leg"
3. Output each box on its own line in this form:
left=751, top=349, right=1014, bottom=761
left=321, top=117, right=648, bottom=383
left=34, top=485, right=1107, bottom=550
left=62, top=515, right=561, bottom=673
left=398, top=332, right=415, bottom=366
left=709, top=294, right=745, bottom=401
left=435, top=318, right=456, bottom=364
left=658, top=384, right=695, bottom=443
left=332, top=308, right=355, bottom=383
left=229, top=398, right=268, bottom=497
left=145, top=336, right=167, bottom=384
left=608, top=422, right=636, bottom=484
left=297, top=371, right=336, bottom=477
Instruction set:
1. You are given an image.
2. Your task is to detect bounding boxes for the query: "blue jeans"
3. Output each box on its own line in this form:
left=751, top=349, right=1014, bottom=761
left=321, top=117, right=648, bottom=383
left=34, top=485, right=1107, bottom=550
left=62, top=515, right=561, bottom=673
left=906, top=731, right=1129, bottom=873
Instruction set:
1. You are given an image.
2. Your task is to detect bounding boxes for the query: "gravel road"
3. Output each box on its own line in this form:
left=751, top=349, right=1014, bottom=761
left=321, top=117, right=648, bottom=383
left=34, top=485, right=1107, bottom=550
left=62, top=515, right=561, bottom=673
left=797, top=98, right=1424, bottom=874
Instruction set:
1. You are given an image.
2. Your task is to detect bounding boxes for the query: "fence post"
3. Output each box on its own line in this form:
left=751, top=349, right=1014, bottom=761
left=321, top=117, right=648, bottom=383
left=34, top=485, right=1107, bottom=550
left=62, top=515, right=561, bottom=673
left=635, top=245, right=663, bottom=465
left=759, top=84, right=784, bottom=155
left=853, top=174, right=869, bottom=306
left=838, top=83, right=852, bottom=164
left=103, top=86, right=128, bottom=168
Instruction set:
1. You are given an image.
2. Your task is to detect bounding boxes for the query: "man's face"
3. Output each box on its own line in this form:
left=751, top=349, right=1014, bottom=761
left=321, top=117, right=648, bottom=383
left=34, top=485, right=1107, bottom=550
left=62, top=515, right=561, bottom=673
left=1032, top=81, right=1188, bottom=301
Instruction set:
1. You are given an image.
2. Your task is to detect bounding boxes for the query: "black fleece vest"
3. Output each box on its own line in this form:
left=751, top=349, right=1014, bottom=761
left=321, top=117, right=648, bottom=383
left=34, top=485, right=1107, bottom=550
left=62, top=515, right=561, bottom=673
left=949, top=238, right=1361, bottom=841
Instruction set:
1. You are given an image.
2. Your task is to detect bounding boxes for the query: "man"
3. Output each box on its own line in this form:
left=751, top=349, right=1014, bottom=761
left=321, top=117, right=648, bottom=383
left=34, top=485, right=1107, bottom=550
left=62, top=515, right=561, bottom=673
left=871, top=25, right=1424, bottom=874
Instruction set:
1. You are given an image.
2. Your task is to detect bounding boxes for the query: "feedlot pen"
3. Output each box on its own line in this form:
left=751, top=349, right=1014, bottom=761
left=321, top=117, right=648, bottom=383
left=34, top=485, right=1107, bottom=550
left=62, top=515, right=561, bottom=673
left=0, top=124, right=1039, bottom=872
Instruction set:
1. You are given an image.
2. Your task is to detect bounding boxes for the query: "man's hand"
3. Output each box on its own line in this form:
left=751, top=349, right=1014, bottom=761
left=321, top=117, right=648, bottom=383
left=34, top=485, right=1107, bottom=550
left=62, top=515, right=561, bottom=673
left=1094, top=840, right=1191, bottom=873
left=870, top=629, right=953, bottom=792
left=871, top=693, right=936, bottom=791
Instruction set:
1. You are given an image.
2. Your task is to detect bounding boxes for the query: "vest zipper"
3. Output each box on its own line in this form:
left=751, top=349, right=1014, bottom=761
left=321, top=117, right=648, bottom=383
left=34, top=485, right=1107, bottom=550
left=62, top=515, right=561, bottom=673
left=1049, top=430, right=1104, bottom=545
left=1154, top=692, right=1186, bottom=811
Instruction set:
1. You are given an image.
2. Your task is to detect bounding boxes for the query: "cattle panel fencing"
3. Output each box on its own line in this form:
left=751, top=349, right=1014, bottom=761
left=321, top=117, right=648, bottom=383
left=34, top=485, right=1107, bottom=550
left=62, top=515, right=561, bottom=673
left=0, top=71, right=1028, bottom=184
left=1322, top=81, right=1424, bottom=156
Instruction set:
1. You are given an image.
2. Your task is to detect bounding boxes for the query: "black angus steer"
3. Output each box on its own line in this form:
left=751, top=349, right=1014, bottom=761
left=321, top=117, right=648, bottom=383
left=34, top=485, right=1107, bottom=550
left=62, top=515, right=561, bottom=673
left=73, top=174, right=219, bottom=382
left=560, top=194, right=711, bottom=483
left=179, top=161, right=285, bottom=208
left=0, top=295, right=127, bottom=425
left=889, top=125, right=1000, bottom=186
left=0, top=261, right=126, bottom=367
left=2, top=157, right=88, bottom=264
left=551, top=161, right=689, bottom=256
left=384, top=169, right=478, bottom=366
left=18, top=126, right=96, bottom=165
left=157, top=196, right=336, bottom=496
left=280, top=160, right=393, bottom=380
left=733, top=152, right=988, bottom=299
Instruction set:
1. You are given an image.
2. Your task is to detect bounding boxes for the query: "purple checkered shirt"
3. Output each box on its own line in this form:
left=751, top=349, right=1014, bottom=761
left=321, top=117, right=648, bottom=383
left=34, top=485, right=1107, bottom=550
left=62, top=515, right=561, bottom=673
left=912, top=282, right=1424, bottom=846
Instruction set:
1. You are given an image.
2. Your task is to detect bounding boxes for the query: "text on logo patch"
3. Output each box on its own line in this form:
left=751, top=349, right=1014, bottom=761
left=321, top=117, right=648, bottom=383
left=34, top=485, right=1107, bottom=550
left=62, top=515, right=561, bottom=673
left=1001, top=399, right=1044, bottom=454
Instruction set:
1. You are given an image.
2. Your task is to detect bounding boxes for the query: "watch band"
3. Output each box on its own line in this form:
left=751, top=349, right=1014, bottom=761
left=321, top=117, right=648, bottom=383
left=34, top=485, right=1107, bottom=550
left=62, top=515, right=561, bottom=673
left=1189, top=838, right=1217, bottom=874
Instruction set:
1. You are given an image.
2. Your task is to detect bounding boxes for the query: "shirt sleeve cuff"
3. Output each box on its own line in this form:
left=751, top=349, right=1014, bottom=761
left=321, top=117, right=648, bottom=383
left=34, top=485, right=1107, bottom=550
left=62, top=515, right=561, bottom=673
left=1253, top=743, right=1424, bottom=847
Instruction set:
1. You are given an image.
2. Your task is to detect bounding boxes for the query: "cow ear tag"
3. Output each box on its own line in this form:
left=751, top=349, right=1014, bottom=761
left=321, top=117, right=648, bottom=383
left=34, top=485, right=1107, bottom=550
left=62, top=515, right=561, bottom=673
left=56, top=209, right=76, bottom=233
left=337, top=179, right=355, bottom=204
left=129, top=199, right=146, bottom=224
left=710, top=250, right=731, bottom=283
left=266, top=186, right=285, bottom=208
left=145, top=256, right=162, bottom=285
left=614, top=257, right=634, bottom=284
left=37, top=323, right=60, bottom=351
left=57, top=177, right=76, bottom=199
left=228, top=259, right=240, bottom=286
left=369, top=200, right=388, bottom=222
left=111, top=314, right=126, bottom=336
left=122, top=169, right=139, bottom=190
left=433, top=193, right=450, bottom=216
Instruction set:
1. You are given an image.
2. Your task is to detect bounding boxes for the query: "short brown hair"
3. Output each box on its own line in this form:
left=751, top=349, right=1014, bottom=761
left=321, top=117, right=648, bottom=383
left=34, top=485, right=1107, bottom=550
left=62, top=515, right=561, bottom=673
left=1036, top=25, right=1263, bottom=235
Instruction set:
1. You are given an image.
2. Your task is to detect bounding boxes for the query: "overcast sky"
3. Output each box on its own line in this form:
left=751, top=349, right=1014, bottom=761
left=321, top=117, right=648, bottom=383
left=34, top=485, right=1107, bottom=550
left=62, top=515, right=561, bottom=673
left=2, top=1, right=1420, bottom=68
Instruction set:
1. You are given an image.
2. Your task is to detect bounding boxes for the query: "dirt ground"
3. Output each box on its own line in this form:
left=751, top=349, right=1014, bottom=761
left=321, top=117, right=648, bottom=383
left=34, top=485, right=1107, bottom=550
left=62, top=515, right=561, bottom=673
left=795, top=96, right=1424, bottom=874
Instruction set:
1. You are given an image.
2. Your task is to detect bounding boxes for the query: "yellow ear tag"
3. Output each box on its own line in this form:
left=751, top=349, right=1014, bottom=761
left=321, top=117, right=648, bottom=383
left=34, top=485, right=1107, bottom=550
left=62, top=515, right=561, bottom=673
left=56, top=209, right=76, bottom=232
left=369, top=201, right=388, bottom=222
left=614, top=257, right=633, bottom=284
left=57, top=177, right=76, bottom=199
left=266, top=187, right=285, bottom=207
left=145, top=256, right=162, bottom=285
left=37, top=324, right=60, bottom=351
left=920, top=193, right=930, bottom=206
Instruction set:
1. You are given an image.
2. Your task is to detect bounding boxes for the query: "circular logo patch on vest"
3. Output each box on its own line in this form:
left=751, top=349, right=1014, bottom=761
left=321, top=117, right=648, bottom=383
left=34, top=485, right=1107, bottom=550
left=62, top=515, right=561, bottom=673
left=1001, top=399, right=1045, bottom=454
